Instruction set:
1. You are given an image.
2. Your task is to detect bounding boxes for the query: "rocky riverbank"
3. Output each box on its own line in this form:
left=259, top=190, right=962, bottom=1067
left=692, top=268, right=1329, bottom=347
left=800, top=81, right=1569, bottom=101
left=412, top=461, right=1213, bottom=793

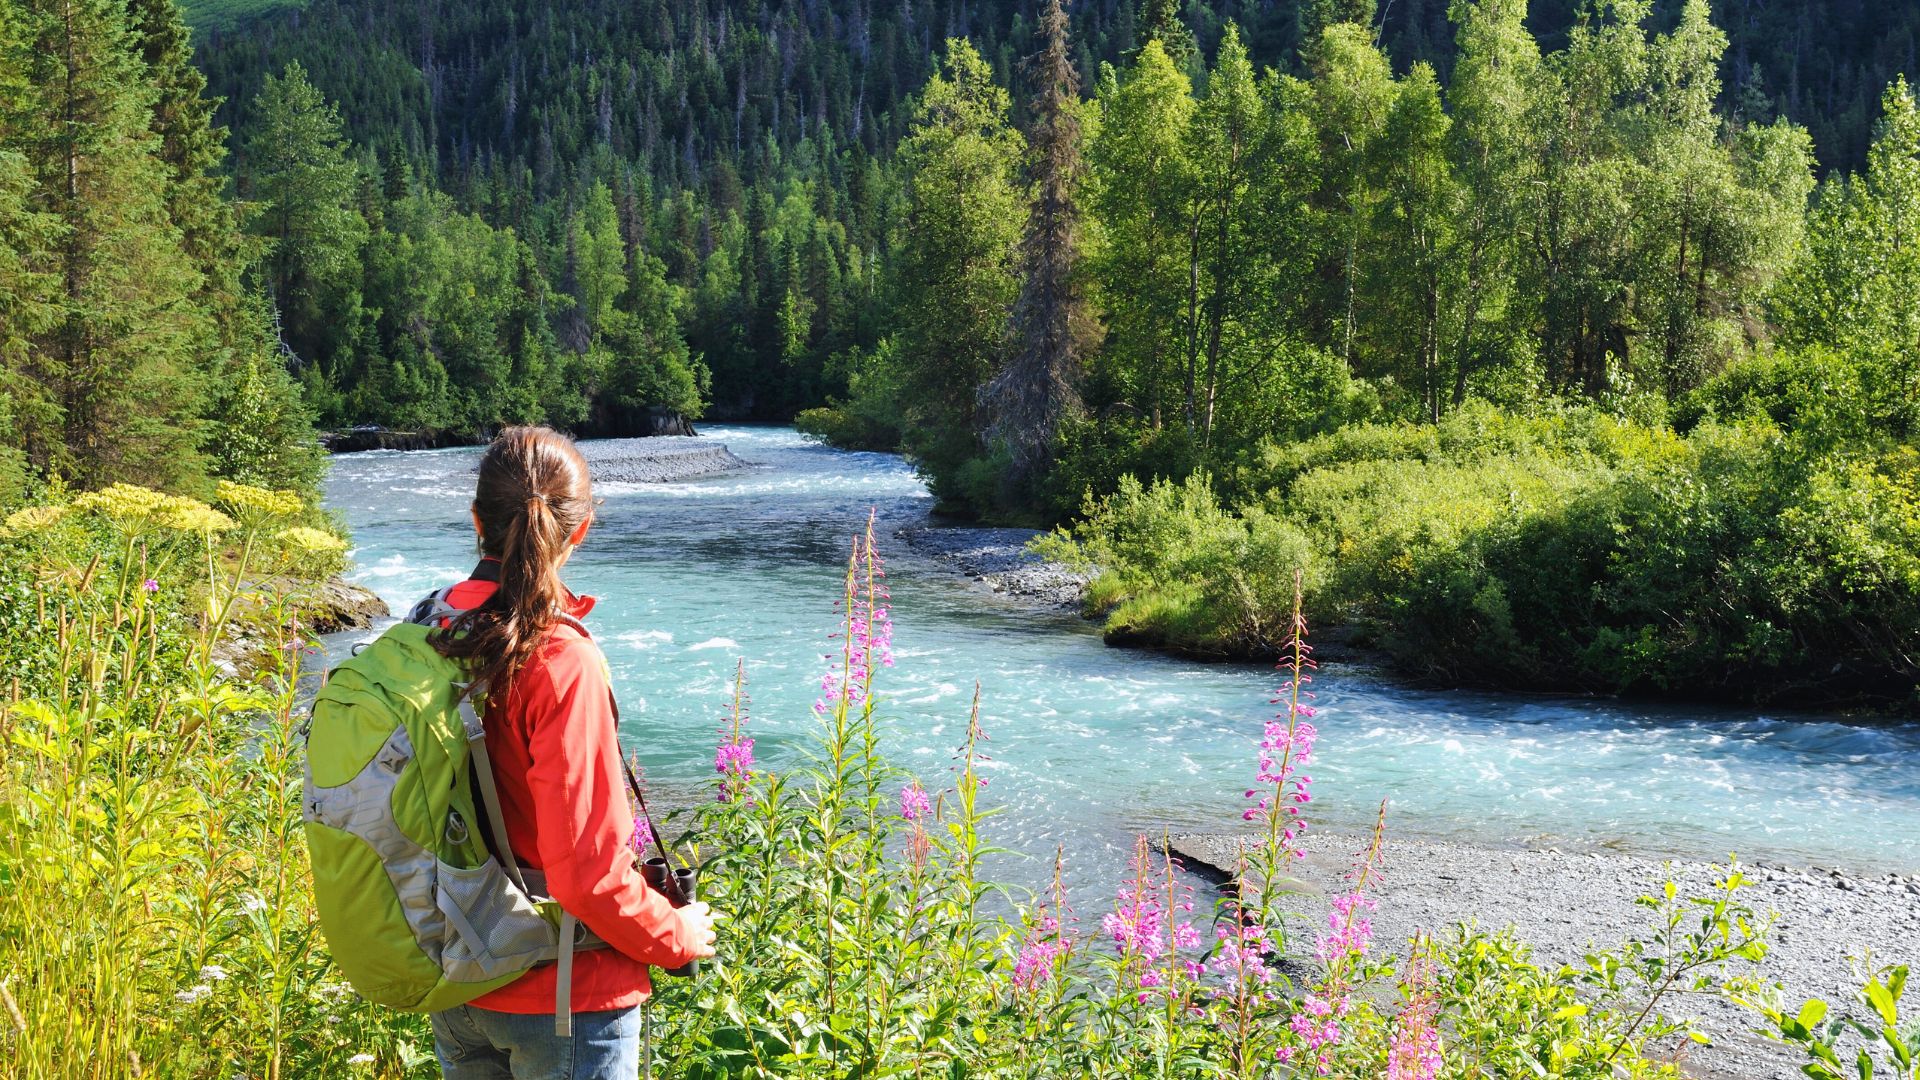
left=214, top=575, right=390, bottom=677
left=1169, top=829, right=1920, bottom=1080
left=895, top=525, right=1089, bottom=609
left=319, top=427, right=483, bottom=453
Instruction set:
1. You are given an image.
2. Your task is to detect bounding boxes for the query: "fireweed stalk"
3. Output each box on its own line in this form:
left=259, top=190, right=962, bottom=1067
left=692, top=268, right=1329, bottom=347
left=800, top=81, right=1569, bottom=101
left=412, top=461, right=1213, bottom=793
left=791, top=512, right=926, bottom=1057
left=1245, top=569, right=1318, bottom=928
left=1387, top=935, right=1443, bottom=1080
left=808, top=522, right=893, bottom=1023
left=1208, top=850, right=1278, bottom=1077
left=1012, top=846, right=1076, bottom=997
left=713, top=658, right=754, bottom=803
left=1279, top=801, right=1389, bottom=1075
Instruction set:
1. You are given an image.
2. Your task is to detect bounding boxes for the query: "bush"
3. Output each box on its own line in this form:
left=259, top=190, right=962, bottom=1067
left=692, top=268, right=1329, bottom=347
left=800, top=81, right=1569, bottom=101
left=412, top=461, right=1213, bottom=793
left=1673, top=348, right=1872, bottom=447
left=795, top=342, right=907, bottom=453
left=1054, top=405, right=1920, bottom=704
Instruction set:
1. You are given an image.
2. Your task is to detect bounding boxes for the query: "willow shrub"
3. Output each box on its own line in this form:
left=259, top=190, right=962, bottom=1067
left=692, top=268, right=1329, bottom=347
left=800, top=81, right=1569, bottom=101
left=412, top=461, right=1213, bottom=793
left=1053, top=400, right=1920, bottom=704
left=0, top=503, right=1872, bottom=1078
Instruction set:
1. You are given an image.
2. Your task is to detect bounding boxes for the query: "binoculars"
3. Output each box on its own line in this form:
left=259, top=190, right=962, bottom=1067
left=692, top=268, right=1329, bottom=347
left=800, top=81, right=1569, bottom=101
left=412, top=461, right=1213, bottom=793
left=640, top=858, right=699, bottom=979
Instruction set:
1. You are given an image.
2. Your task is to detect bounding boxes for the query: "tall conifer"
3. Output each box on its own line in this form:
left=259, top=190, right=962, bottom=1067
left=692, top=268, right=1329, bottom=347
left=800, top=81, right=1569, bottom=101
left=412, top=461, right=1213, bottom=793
left=984, top=0, right=1096, bottom=489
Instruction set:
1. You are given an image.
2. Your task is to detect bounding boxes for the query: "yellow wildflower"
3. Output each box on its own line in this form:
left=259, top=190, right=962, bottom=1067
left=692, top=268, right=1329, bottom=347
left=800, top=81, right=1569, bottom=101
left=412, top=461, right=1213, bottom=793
left=274, top=526, right=348, bottom=555
left=1, top=504, right=70, bottom=537
left=72, top=483, right=173, bottom=522
left=157, top=501, right=237, bottom=534
left=216, top=481, right=305, bottom=519
left=70, top=484, right=235, bottom=534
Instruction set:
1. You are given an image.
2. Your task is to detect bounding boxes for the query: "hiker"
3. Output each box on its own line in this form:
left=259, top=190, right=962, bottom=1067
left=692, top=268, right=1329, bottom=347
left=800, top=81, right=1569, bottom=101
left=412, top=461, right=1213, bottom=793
left=422, top=426, right=719, bottom=1076
left=304, top=424, right=718, bottom=1080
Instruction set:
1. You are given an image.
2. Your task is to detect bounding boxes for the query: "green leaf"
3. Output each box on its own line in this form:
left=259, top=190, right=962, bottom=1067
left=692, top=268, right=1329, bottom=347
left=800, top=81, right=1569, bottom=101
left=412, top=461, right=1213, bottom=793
left=1867, top=979, right=1899, bottom=1029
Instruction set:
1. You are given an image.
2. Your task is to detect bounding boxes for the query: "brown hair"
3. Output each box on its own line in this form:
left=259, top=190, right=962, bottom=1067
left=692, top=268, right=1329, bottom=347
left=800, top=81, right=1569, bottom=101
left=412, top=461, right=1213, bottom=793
left=433, top=426, right=595, bottom=694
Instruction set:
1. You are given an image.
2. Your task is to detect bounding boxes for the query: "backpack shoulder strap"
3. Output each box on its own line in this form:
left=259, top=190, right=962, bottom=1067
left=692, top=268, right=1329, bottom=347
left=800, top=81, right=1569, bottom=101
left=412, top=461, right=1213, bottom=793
left=407, top=585, right=464, bottom=628
left=453, top=680, right=533, bottom=899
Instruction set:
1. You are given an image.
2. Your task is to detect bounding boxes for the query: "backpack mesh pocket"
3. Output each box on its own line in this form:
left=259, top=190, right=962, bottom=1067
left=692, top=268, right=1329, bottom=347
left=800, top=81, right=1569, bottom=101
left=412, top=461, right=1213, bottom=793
left=433, top=857, right=558, bottom=983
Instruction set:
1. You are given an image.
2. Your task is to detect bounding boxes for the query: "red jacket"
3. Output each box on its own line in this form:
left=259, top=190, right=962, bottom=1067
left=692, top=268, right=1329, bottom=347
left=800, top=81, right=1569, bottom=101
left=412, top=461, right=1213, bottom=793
left=436, top=559, right=697, bottom=1013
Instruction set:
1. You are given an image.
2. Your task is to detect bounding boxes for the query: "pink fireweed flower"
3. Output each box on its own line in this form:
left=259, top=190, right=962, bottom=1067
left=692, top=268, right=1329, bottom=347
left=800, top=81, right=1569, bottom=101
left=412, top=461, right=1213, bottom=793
left=1290, top=993, right=1344, bottom=1050
left=1315, top=891, right=1377, bottom=963
left=1206, top=920, right=1274, bottom=989
left=715, top=659, right=754, bottom=802
left=713, top=737, right=754, bottom=786
left=1101, top=899, right=1165, bottom=964
left=898, top=782, right=931, bottom=822
left=1105, top=835, right=1204, bottom=1003
left=1012, top=913, right=1069, bottom=991
left=142, top=578, right=159, bottom=593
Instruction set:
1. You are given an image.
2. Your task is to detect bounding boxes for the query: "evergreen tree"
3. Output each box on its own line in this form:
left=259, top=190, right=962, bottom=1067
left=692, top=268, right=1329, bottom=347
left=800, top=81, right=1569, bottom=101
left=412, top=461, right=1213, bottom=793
left=983, top=0, right=1096, bottom=491
left=1135, top=0, right=1196, bottom=67
left=6, top=0, right=211, bottom=488
left=1299, top=0, right=1376, bottom=56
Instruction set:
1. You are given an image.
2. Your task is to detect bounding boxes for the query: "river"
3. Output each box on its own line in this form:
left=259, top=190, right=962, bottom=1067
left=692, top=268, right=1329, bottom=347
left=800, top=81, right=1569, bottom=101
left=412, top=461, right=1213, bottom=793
left=324, top=425, right=1920, bottom=894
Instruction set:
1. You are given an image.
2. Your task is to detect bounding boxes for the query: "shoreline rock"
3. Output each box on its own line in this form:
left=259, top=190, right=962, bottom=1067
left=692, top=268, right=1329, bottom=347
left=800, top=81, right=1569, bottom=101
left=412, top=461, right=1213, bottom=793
left=319, top=427, right=485, bottom=453
left=214, top=575, right=390, bottom=677
left=894, top=525, right=1090, bottom=610
left=302, top=576, right=392, bottom=633
left=1169, top=829, right=1920, bottom=1080
left=320, top=412, right=704, bottom=454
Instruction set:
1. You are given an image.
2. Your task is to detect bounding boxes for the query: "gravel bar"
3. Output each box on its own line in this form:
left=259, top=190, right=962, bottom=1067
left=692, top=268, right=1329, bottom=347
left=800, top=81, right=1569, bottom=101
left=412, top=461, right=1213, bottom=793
left=1169, top=829, right=1920, bottom=1080
left=895, top=525, right=1089, bottom=609
left=574, top=437, right=754, bottom=484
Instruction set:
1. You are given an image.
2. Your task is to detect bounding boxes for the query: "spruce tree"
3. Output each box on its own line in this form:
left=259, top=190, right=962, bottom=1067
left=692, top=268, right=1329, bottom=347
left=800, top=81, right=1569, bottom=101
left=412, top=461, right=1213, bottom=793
left=6, top=0, right=211, bottom=488
left=1135, top=0, right=1196, bottom=67
left=983, top=0, right=1095, bottom=492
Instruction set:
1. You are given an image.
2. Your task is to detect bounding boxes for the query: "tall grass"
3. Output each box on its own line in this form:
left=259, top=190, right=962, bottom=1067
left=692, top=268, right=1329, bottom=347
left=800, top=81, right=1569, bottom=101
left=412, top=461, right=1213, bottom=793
left=0, top=485, right=421, bottom=1078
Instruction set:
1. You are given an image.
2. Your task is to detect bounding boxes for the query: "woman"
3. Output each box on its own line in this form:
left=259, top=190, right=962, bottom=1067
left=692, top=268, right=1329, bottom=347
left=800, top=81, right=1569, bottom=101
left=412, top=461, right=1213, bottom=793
left=422, top=426, right=719, bottom=1079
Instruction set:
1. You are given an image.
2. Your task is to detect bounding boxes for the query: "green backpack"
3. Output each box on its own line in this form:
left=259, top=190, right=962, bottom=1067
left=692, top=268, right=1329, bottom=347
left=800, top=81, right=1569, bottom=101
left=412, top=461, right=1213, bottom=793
left=302, top=591, right=604, bottom=1035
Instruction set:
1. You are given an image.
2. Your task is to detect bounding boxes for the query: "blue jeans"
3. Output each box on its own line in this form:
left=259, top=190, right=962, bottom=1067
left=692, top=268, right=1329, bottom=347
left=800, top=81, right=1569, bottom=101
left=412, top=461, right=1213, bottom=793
left=431, top=1003, right=642, bottom=1080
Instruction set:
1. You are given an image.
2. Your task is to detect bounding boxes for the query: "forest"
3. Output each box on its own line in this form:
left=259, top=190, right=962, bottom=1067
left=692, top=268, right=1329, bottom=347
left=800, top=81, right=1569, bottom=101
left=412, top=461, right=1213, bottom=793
left=2, top=0, right=1920, bottom=698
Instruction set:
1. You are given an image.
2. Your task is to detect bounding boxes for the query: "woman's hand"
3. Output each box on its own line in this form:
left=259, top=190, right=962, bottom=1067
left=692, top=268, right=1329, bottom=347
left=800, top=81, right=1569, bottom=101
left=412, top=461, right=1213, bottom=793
left=677, top=901, right=720, bottom=959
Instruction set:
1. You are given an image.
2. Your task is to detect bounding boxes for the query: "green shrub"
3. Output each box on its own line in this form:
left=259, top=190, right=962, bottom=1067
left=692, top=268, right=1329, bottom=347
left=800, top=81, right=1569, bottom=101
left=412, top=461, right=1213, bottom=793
left=795, top=342, right=907, bottom=453
left=1673, top=348, right=1873, bottom=447
left=1053, top=405, right=1920, bottom=704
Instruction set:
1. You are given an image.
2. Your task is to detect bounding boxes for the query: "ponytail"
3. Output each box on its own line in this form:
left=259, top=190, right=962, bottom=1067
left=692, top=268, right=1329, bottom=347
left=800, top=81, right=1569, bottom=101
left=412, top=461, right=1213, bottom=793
left=433, top=427, right=595, bottom=694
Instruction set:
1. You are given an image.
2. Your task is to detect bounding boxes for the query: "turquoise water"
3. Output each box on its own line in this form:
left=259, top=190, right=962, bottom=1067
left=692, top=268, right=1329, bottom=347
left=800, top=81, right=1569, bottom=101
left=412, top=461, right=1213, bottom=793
left=325, top=425, right=1920, bottom=884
